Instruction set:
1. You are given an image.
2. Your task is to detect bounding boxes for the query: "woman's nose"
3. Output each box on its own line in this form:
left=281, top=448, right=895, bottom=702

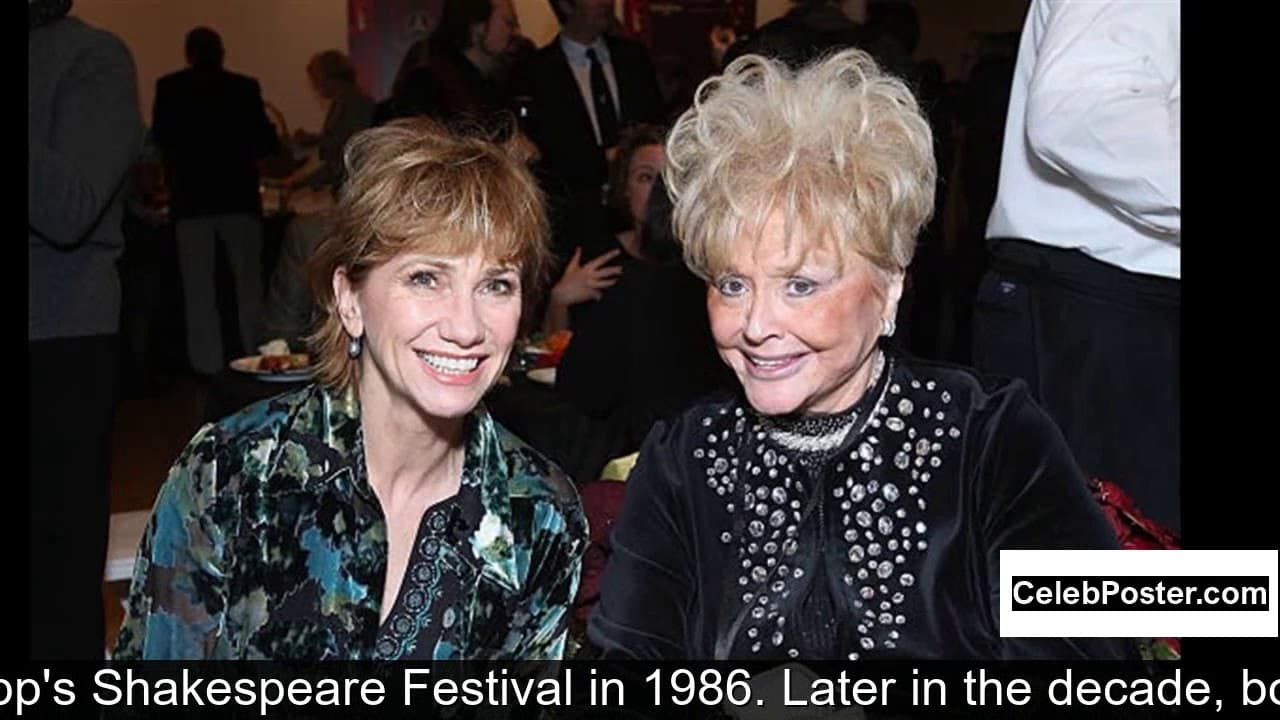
left=438, top=294, right=485, bottom=347
left=742, top=294, right=781, bottom=344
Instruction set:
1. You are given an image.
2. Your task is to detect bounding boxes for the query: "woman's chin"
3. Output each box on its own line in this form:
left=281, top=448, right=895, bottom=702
left=408, top=371, right=499, bottom=420
left=742, top=386, right=806, bottom=417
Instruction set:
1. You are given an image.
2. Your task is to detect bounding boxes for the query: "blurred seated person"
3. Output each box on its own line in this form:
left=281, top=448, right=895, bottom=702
left=555, top=170, right=736, bottom=450
left=540, top=124, right=666, bottom=335
left=286, top=50, right=375, bottom=193
left=258, top=209, right=332, bottom=348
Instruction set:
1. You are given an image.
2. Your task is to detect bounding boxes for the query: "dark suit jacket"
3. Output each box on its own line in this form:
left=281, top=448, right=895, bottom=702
left=514, top=35, right=662, bottom=243
left=151, top=67, right=280, bottom=219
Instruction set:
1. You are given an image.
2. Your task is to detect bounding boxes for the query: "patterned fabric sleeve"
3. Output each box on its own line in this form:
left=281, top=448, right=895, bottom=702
left=509, top=493, right=589, bottom=660
left=112, top=423, right=230, bottom=659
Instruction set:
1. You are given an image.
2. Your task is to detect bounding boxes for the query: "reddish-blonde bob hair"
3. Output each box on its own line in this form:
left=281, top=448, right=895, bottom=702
left=307, top=117, right=551, bottom=392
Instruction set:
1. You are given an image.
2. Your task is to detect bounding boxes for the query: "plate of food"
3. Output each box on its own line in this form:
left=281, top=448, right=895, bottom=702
left=231, top=340, right=313, bottom=382
left=522, top=329, right=573, bottom=369
left=526, top=367, right=556, bottom=386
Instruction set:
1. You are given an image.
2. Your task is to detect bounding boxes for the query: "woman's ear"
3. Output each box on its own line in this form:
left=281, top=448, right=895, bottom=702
left=883, top=269, right=906, bottom=327
left=332, top=267, right=364, bottom=339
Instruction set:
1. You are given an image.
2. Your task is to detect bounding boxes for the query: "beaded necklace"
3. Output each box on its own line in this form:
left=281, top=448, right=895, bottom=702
left=758, top=350, right=888, bottom=469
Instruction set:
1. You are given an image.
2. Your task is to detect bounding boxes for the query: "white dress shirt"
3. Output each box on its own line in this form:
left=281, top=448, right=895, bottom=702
left=986, top=0, right=1180, bottom=279
left=559, top=35, right=621, bottom=147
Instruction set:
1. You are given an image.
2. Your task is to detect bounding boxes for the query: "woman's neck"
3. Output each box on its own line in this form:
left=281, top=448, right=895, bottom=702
left=616, top=228, right=643, bottom=260
left=357, top=377, right=466, bottom=508
left=761, top=349, right=888, bottom=462
left=799, top=346, right=886, bottom=418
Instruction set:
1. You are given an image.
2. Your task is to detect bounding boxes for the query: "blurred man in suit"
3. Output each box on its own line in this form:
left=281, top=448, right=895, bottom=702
left=151, top=27, right=281, bottom=376
left=513, top=0, right=662, bottom=262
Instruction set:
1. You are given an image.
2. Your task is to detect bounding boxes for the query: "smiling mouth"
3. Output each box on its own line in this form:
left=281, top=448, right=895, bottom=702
left=416, top=351, right=483, bottom=375
left=743, top=352, right=805, bottom=375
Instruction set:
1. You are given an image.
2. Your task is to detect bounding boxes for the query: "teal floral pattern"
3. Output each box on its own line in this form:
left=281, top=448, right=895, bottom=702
left=113, top=383, right=587, bottom=660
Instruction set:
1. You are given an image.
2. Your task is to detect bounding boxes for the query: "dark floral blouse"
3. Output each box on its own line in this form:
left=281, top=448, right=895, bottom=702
left=113, top=383, right=588, bottom=660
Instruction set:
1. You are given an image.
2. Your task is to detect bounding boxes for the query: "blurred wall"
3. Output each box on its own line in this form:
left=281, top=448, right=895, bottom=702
left=72, top=0, right=348, bottom=133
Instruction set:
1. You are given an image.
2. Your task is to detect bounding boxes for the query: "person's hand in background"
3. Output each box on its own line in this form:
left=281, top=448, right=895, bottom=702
left=542, top=247, right=623, bottom=334
left=553, top=247, right=623, bottom=305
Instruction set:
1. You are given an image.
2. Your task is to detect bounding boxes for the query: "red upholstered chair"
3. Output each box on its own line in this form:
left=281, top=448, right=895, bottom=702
left=1088, top=477, right=1182, bottom=659
left=572, top=479, right=629, bottom=628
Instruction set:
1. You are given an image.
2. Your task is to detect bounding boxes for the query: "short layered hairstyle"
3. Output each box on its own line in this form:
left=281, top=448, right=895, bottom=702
left=307, top=117, right=551, bottom=392
left=664, top=48, right=936, bottom=283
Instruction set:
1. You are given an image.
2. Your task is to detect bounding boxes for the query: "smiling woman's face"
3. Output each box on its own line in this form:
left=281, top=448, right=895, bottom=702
left=334, top=247, right=522, bottom=421
left=707, top=210, right=901, bottom=417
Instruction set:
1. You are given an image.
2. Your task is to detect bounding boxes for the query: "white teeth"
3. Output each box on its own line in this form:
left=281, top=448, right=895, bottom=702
left=748, top=356, right=789, bottom=368
left=418, top=352, right=480, bottom=374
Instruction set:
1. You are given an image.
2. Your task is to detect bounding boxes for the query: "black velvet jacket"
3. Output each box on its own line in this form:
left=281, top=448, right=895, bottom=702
left=587, top=349, right=1138, bottom=661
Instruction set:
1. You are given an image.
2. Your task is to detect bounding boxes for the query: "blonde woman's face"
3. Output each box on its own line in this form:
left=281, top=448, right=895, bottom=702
left=707, top=210, right=900, bottom=417
left=334, top=248, right=522, bottom=422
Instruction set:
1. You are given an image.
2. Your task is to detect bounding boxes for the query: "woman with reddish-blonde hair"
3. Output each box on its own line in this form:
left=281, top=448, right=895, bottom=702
left=116, top=119, right=586, bottom=660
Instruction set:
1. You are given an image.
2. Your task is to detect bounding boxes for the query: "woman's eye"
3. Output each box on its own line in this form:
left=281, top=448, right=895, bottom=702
left=409, top=271, right=438, bottom=288
left=483, top=278, right=517, bottom=296
left=716, top=277, right=747, bottom=297
left=786, top=278, right=818, bottom=297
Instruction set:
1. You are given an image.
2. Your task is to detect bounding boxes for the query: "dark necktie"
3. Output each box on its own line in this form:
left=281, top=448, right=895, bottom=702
left=586, top=48, right=619, bottom=147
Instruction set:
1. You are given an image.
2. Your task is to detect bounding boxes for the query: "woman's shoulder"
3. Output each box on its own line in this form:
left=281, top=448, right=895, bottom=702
left=628, top=391, right=746, bottom=482
left=889, top=349, right=1040, bottom=420
left=172, top=384, right=342, bottom=501
left=880, top=350, right=1074, bottom=469
left=489, top=417, right=581, bottom=512
left=891, top=351, right=1087, bottom=489
left=650, top=390, right=743, bottom=434
left=207, top=383, right=327, bottom=447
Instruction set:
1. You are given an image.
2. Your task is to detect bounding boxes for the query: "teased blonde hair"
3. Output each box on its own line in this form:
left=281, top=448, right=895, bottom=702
left=664, top=48, right=935, bottom=280
left=307, top=117, right=551, bottom=393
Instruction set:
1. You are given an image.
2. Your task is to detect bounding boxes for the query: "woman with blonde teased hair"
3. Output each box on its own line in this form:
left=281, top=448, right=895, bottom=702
left=586, top=49, right=1136, bottom=661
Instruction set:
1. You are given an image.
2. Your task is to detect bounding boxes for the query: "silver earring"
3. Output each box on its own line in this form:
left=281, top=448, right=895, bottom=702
left=347, top=335, right=363, bottom=358
left=882, top=317, right=896, bottom=337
